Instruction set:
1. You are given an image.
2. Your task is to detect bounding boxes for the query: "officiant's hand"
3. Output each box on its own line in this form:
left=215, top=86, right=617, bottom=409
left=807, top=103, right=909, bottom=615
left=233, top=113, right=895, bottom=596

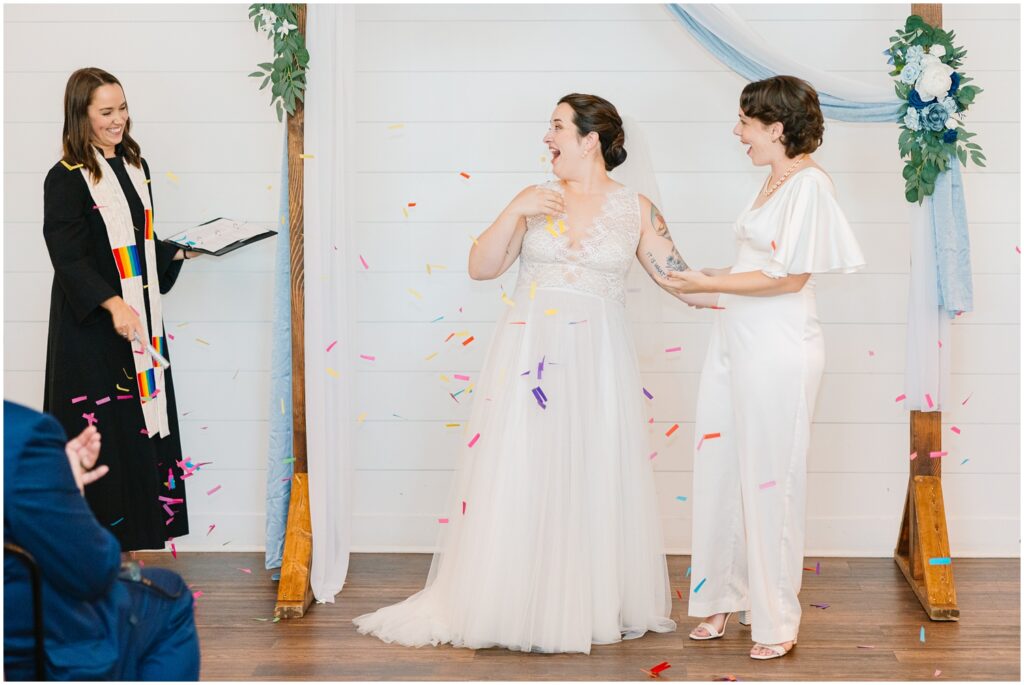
left=173, top=249, right=202, bottom=261
left=102, top=296, right=144, bottom=341
left=509, top=186, right=565, bottom=219
left=664, top=268, right=715, bottom=294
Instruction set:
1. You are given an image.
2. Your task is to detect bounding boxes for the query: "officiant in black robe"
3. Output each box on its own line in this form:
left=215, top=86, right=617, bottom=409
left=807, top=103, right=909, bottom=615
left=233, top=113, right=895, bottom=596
left=42, top=68, right=201, bottom=552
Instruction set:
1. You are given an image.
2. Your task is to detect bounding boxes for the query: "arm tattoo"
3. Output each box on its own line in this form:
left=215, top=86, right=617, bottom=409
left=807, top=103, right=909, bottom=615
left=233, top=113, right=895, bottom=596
left=650, top=203, right=689, bottom=272
left=645, top=251, right=668, bottom=278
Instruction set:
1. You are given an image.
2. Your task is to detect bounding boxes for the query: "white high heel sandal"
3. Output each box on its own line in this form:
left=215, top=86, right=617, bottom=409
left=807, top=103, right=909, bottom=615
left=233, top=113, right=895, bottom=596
left=688, top=611, right=750, bottom=640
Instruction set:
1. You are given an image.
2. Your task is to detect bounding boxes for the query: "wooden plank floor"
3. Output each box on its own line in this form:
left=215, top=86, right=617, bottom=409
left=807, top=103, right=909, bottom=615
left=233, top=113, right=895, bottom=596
left=138, top=552, right=1020, bottom=681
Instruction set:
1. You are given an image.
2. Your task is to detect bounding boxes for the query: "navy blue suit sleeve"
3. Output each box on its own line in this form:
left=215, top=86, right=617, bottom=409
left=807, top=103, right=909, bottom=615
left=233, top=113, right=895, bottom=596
left=7, top=412, right=121, bottom=601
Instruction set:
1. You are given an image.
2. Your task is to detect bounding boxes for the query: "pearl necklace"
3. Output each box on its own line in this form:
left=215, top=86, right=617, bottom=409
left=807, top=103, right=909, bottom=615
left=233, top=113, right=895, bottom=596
left=763, top=155, right=807, bottom=198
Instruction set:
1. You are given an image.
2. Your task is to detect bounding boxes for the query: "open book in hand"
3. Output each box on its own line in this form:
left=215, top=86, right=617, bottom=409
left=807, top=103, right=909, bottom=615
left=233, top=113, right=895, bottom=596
left=164, top=218, right=277, bottom=257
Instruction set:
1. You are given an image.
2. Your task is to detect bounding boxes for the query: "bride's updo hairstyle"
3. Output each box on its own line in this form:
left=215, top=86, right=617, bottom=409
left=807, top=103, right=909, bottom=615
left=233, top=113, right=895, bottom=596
left=739, top=75, right=825, bottom=158
left=557, top=93, right=628, bottom=171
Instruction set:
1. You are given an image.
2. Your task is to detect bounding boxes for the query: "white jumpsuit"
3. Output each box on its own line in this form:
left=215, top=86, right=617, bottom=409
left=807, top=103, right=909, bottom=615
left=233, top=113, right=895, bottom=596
left=688, top=168, right=865, bottom=645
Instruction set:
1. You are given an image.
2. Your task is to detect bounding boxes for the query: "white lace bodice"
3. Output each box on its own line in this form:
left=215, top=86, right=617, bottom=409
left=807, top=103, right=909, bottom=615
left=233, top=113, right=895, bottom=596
left=516, top=181, right=641, bottom=304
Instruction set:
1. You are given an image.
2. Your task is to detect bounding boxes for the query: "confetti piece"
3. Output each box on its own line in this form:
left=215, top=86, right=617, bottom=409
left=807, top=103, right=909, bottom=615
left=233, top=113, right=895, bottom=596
left=462, top=501, right=467, bottom=514
left=545, top=223, right=559, bottom=238
left=326, top=340, right=338, bottom=353
left=462, top=336, right=475, bottom=346
left=238, top=568, right=252, bottom=574
left=675, top=495, right=687, bottom=502
left=685, top=566, right=691, bottom=577
left=759, top=480, right=777, bottom=490
left=868, top=350, right=876, bottom=356
left=170, top=541, right=177, bottom=559
left=930, top=451, right=948, bottom=458
left=82, top=412, right=97, bottom=426
left=693, top=577, right=707, bottom=593
left=402, top=207, right=409, bottom=218
left=642, top=661, right=671, bottom=678
left=468, top=433, right=480, bottom=448
left=676, top=589, right=683, bottom=599
left=531, top=386, right=547, bottom=409
left=961, top=392, right=973, bottom=406
left=438, top=518, right=449, bottom=524
left=665, top=424, right=679, bottom=437
left=93, top=204, right=107, bottom=210
left=925, top=393, right=935, bottom=409
left=71, top=395, right=88, bottom=404
left=358, top=255, right=369, bottom=270
left=195, top=338, right=209, bottom=346
left=116, top=384, right=130, bottom=392
left=300, top=153, right=315, bottom=159
left=281, top=398, right=285, bottom=415
left=424, top=352, right=438, bottom=361
left=544, top=309, right=558, bottom=316
left=359, top=354, right=376, bottom=361
left=357, top=412, right=367, bottom=423
left=895, top=393, right=907, bottom=402
left=440, top=374, right=450, bottom=383
left=816, top=561, right=821, bottom=575
left=111, top=517, right=124, bottom=526
left=60, top=160, right=84, bottom=171
left=934, top=670, right=942, bottom=677
left=207, top=485, right=222, bottom=496
left=811, top=603, right=829, bottom=609
left=454, top=374, right=470, bottom=381
left=649, top=451, right=657, bottom=460
left=1017, top=246, right=1021, bottom=254
left=407, top=288, right=423, bottom=299
left=960, top=458, right=969, bottom=465
left=920, top=626, right=926, bottom=642
left=501, top=293, right=516, bottom=307
left=167, top=333, right=174, bottom=341
left=388, top=123, right=404, bottom=130
left=937, top=340, right=943, bottom=349
left=771, top=240, right=777, bottom=251
left=460, top=171, right=471, bottom=179
left=642, top=387, right=654, bottom=400
left=664, top=346, right=682, bottom=353
left=949, top=426, right=962, bottom=436
left=326, top=367, right=339, bottom=378
left=529, top=281, right=537, bottom=299
left=910, top=451, right=918, bottom=460
left=165, top=171, right=179, bottom=183
left=928, top=556, right=951, bottom=565
left=92, top=395, right=112, bottom=406
left=557, top=219, right=567, bottom=235
left=445, top=423, right=460, bottom=428
left=469, top=234, right=479, bottom=246
left=856, top=645, right=875, bottom=649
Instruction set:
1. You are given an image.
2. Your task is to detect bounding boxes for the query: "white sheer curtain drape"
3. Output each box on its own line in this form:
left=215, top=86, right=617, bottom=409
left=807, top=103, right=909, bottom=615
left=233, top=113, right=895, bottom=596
left=304, top=3, right=356, bottom=602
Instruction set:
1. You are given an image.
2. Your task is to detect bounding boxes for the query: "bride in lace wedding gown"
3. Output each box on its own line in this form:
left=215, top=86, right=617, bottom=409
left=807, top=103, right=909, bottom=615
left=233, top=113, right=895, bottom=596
left=353, top=94, right=705, bottom=654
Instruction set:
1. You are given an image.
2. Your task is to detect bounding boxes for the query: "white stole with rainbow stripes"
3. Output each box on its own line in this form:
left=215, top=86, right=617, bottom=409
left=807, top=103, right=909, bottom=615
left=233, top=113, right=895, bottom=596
left=81, top=150, right=170, bottom=438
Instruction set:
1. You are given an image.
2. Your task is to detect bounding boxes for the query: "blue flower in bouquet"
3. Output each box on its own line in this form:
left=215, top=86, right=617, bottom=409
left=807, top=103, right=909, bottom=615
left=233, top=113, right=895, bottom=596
left=922, top=103, right=949, bottom=131
left=947, top=71, right=961, bottom=95
left=905, top=45, right=925, bottom=65
left=903, top=107, right=922, bottom=131
left=907, top=89, right=931, bottom=109
left=883, top=48, right=895, bottom=65
left=943, top=129, right=958, bottom=143
left=900, top=61, right=923, bottom=84
left=940, top=96, right=958, bottom=114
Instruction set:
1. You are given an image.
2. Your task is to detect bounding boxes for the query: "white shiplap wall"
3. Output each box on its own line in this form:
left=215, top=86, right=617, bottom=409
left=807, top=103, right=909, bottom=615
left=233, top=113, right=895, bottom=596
left=347, top=3, right=1020, bottom=557
left=4, top=4, right=1019, bottom=557
left=3, top=4, right=283, bottom=550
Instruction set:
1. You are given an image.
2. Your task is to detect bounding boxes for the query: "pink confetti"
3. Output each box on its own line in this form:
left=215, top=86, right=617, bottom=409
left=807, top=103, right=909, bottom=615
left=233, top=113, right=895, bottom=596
left=697, top=436, right=705, bottom=451
left=116, top=394, right=133, bottom=400
left=162, top=503, right=175, bottom=517
left=868, top=350, right=875, bottom=357
left=359, top=354, right=376, bottom=361
left=937, top=340, right=943, bottom=349
left=649, top=451, right=658, bottom=460
left=462, top=501, right=467, bottom=515
left=326, top=340, right=338, bottom=353
left=359, top=255, right=369, bottom=269
left=207, top=485, right=222, bottom=495
left=438, top=518, right=449, bottom=524
left=1017, top=246, right=1021, bottom=254
left=950, top=426, right=961, bottom=435
left=82, top=412, right=97, bottom=426
left=759, top=480, right=777, bottom=490
left=207, top=524, right=216, bottom=536
left=468, top=433, right=480, bottom=448
left=95, top=396, right=111, bottom=405
left=664, top=346, right=682, bottom=353
left=140, top=428, right=149, bottom=435
left=961, top=392, right=973, bottom=406
left=925, top=393, right=935, bottom=409
left=71, top=395, right=88, bottom=404
left=930, top=451, right=948, bottom=459
left=167, top=333, right=175, bottom=341
left=192, top=590, right=203, bottom=600
left=894, top=393, right=907, bottom=403
left=159, top=496, right=184, bottom=503
left=454, top=374, right=470, bottom=381
left=934, top=670, right=942, bottom=677
left=170, top=541, right=177, bottom=559
left=910, top=451, right=918, bottom=460
left=238, top=568, right=252, bottom=574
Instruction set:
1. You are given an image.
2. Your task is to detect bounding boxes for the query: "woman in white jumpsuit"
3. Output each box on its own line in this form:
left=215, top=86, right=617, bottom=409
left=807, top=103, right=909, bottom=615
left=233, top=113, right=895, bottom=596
left=664, top=76, right=865, bottom=660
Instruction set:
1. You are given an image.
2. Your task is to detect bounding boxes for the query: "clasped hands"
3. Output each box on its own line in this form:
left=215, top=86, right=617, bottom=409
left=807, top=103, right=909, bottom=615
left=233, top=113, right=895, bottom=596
left=65, top=424, right=108, bottom=494
left=658, top=267, right=725, bottom=309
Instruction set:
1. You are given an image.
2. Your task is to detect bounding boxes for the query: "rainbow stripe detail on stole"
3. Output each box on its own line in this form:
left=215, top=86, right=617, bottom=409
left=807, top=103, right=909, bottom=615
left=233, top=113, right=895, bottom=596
left=151, top=336, right=167, bottom=368
left=144, top=209, right=154, bottom=240
left=112, top=245, right=141, bottom=279
left=137, top=368, right=157, bottom=400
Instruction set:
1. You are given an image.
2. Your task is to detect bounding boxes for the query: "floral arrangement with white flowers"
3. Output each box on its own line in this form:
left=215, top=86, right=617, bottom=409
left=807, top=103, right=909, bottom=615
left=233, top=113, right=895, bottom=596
left=248, top=4, right=308, bottom=122
left=886, top=15, right=984, bottom=203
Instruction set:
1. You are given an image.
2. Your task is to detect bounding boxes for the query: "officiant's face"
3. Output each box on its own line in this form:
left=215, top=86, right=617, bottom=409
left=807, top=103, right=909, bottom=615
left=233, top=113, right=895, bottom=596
left=88, top=84, right=128, bottom=154
left=733, top=109, right=779, bottom=167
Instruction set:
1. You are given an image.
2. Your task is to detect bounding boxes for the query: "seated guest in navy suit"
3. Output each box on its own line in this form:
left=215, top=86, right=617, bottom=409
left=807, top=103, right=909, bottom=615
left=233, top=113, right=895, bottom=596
left=3, top=401, right=200, bottom=680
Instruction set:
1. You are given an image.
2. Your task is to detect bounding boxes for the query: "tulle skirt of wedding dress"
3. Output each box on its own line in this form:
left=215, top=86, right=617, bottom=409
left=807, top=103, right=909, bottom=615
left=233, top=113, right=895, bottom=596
left=353, top=285, right=676, bottom=654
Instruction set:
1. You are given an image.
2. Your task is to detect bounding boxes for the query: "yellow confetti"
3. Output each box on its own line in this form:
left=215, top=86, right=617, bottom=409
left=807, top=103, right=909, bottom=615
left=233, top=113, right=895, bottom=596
left=195, top=338, right=209, bottom=346
left=540, top=155, right=547, bottom=163
left=545, top=223, right=559, bottom=238
left=266, top=184, right=273, bottom=191
left=280, top=398, right=286, bottom=415
left=357, top=412, right=367, bottom=423
left=60, top=160, right=83, bottom=171
left=469, top=234, right=480, bottom=246
left=445, top=423, right=461, bottom=428
left=501, top=293, right=516, bottom=307
left=300, top=153, right=315, bottom=159
left=557, top=219, right=567, bottom=234
left=466, top=383, right=475, bottom=394
left=281, top=215, right=286, bottom=226
left=145, top=179, right=152, bottom=184
left=388, top=123, right=405, bottom=130
left=326, top=367, right=339, bottom=378
left=426, top=264, right=431, bottom=275
left=424, top=352, right=438, bottom=361
left=177, top=322, right=189, bottom=328
left=402, top=207, right=409, bottom=218
left=544, top=309, right=558, bottom=316
left=165, top=171, right=179, bottom=183
left=116, top=384, right=130, bottom=392
left=440, top=374, right=450, bottom=383
left=529, top=281, right=537, bottom=299
left=429, top=264, right=447, bottom=272
left=454, top=330, right=470, bottom=337
left=407, top=288, right=423, bottom=300
left=143, top=284, right=149, bottom=289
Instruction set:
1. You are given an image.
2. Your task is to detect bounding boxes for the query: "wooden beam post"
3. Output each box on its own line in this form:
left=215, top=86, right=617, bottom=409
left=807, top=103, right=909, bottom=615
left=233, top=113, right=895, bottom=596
left=894, top=2, right=959, bottom=622
left=274, top=3, right=314, bottom=620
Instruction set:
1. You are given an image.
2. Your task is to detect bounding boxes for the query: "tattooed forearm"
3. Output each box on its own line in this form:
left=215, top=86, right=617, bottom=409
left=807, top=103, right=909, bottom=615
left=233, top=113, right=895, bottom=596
left=666, top=248, right=688, bottom=272
left=645, top=251, right=668, bottom=278
left=651, top=204, right=670, bottom=239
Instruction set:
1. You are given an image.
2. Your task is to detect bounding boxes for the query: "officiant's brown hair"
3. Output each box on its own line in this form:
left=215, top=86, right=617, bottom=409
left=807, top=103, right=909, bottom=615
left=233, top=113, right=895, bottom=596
left=740, top=75, right=824, bottom=158
left=61, top=67, right=142, bottom=180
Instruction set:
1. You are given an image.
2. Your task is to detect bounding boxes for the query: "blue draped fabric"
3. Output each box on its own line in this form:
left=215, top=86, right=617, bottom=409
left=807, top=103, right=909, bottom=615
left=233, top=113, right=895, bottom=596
left=265, top=133, right=294, bottom=570
left=666, top=3, right=972, bottom=316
